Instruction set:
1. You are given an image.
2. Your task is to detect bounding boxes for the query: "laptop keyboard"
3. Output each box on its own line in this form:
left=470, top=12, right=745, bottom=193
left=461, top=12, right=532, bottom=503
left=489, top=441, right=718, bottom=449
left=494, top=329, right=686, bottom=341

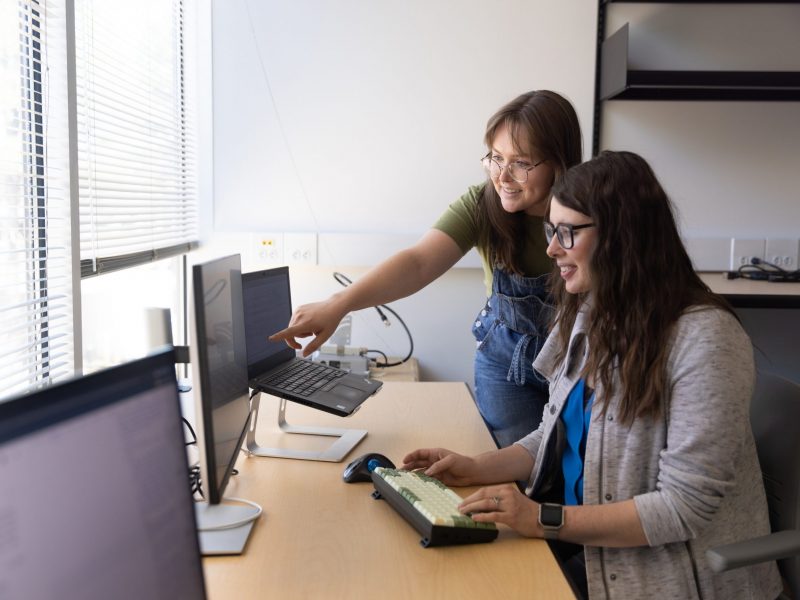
left=258, top=359, right=347, bottom=396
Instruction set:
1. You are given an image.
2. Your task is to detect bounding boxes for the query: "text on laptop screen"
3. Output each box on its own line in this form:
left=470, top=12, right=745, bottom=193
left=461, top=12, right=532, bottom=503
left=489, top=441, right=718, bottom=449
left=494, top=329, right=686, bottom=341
left=242, top=267, right=294, bottom=367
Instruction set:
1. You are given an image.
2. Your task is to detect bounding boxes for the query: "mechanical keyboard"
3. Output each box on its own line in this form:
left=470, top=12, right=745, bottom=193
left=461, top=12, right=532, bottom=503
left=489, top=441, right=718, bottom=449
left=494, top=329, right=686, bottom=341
left=370, top=467, right=498, bottom=547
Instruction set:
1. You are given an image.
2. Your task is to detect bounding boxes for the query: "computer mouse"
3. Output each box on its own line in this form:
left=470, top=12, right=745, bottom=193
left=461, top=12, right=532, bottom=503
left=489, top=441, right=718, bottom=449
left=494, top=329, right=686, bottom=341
left=342, top=452, right=396, bottom=483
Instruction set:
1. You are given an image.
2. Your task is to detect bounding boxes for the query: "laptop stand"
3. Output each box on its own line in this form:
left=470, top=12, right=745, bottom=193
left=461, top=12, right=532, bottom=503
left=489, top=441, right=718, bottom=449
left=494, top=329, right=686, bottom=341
left=245, top=392, right=367, bottom=462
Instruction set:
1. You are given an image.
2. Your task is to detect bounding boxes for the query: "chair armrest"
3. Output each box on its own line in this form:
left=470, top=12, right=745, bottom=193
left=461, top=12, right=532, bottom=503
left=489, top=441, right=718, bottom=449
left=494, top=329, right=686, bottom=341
left=706, top=530, right=800, bottom=572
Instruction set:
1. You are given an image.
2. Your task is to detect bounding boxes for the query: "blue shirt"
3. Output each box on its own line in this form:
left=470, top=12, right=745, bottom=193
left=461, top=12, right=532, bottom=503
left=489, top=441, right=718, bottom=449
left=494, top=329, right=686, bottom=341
left=561, top=378, right=594, bottom=505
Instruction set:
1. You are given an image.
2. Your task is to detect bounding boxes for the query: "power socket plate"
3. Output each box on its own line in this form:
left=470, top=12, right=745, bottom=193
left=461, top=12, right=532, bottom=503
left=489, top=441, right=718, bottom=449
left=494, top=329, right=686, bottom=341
left=284, top=232, right=317, bottom=265
left=253, top=232, right=284, bottom=263
left=729, top=238, right=765, bottom=271
left=765, top=238, right=800, bottom=271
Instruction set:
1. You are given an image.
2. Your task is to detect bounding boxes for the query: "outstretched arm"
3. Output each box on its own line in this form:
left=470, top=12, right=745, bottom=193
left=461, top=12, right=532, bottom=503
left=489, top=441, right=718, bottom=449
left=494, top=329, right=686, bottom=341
left=401, top=444, right=534, bottom=488
left=269, top=230, right=464, bottom=356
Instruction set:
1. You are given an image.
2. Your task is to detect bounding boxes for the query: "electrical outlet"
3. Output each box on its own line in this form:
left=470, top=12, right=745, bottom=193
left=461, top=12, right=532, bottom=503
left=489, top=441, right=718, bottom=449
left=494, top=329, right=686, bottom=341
left=254, top=233, right=283, bottom=263
left=729, top=238, right=765, bottom=271
left=765, top=238, right=800, bottom=271
left=284, top=232, right=317, bottom=265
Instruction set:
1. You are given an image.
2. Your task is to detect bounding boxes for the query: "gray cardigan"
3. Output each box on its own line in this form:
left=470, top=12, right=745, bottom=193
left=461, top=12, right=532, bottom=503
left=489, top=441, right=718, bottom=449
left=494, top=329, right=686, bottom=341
left=517, top=304, right=782, bottom=599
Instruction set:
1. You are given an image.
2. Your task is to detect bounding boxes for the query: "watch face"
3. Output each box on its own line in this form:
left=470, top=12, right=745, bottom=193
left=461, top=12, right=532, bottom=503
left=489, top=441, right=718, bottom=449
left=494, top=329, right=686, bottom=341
left=540, top=503, right=563, bottom=527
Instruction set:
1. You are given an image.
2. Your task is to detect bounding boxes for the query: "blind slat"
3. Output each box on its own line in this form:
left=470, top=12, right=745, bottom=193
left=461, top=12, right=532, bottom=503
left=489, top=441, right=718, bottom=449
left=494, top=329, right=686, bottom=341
left=1, top=0, right=74, bottom=400
left=77, top=0, right=198, bottom=272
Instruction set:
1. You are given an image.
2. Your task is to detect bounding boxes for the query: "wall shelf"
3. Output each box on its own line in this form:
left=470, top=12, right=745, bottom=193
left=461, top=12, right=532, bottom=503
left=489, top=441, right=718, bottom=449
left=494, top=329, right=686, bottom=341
left=592, top=3, right=800, bottom=153
left=600, top=24, right=800, bottom=101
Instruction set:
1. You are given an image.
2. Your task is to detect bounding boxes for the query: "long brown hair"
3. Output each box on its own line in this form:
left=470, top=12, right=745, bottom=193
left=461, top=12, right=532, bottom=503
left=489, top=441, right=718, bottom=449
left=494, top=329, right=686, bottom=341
left=549, top=151, right=735, bottom=424
left=476, top=90, right=582, bottom=274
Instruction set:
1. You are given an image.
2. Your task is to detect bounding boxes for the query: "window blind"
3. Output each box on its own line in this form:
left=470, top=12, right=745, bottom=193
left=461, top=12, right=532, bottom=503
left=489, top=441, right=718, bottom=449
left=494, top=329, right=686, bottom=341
left=0, top=0, right=74, bottom=400
left=75, top=0, right=198, bottom=277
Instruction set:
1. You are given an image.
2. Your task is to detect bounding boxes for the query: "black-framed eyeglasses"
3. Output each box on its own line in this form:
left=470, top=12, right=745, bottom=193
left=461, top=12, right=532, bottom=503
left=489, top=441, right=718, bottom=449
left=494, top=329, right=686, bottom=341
left=543, top=220, right=595, bottom=250
left=481, top=153, right=546, bottom=184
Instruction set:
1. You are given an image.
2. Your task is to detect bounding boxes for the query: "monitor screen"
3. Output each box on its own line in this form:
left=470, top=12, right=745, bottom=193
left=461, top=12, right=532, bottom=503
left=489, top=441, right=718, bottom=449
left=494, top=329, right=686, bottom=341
left=0, top=350, right=206, bottom=600
left=724, top=294, right=800, bottom=385
left=191, top=254, right=252, bottom=505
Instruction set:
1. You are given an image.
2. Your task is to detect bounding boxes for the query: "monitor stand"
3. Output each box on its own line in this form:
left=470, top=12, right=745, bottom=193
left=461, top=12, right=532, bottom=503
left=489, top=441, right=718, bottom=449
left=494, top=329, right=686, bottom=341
left=194, top=501, right=258, bottom=556
left=245, top=392, right=367, bottom=462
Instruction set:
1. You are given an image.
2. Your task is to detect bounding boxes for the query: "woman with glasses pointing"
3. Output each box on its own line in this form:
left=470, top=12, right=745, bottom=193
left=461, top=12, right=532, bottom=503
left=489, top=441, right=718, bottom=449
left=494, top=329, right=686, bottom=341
left=270, top=90, right=583, bottom=447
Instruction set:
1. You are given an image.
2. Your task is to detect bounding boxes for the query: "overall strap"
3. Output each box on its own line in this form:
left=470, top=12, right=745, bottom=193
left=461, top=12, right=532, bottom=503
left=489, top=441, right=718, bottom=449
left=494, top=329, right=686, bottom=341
left=506, top=333, right=540, bottom=386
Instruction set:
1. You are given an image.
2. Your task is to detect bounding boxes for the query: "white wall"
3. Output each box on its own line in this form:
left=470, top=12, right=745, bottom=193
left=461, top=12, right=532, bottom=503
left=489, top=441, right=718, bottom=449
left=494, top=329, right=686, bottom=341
left=211, top=0, right=597, bottom=234
left=205, top=1, right=598, bottom=385
left=205, top=3, right=800, bottom=385
left=599, top=4, right=800, bottom=267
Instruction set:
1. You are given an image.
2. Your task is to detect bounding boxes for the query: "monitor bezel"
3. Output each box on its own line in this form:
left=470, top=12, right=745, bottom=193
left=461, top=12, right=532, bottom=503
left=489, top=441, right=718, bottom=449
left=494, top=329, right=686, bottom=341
left=0, top=349, right=208, bottom=598
left=190, top=253, right=253, bottom=506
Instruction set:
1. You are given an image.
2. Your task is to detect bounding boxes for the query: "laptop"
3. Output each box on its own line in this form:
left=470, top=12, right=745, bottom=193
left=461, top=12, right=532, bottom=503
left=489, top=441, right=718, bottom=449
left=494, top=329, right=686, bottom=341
left=242, top=266, right=383, bottom=417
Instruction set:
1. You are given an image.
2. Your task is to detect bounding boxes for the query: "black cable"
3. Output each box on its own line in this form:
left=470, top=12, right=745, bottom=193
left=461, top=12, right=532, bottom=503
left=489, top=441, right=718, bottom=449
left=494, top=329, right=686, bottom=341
left=332, top=272, right=415, bottom=367
left=726, top=257, right=800, bottom=282
left=364, top=303, right=414, bottom=367
left=182, top=417, right=197, bottom=446
left=190, top=464, right=203, bottom=499
left=750, top=257, right=786, bottom=272
left=183, top=417, right=203, bottom=497
left=365, top=349, right=389, bottom=365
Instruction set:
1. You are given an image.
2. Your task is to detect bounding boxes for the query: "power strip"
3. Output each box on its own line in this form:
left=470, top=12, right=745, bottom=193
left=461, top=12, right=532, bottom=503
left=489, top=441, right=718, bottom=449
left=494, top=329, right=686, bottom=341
left=312, top=348, right=370, bottom=377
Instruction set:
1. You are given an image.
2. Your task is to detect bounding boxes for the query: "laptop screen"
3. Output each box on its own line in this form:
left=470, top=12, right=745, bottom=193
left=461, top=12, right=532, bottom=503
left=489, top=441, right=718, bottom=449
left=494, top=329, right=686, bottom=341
left=242, top=266, right=297, bottom=378
left=0, top=350, right=206, bottom=600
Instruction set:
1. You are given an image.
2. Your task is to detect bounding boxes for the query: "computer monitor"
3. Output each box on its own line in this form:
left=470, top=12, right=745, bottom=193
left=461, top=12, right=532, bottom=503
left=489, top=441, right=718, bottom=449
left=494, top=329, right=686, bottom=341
left=723, top=294, right=800, bottom=385
left=189, top=253, right=260, bottom=555
left=0, top=349, right=206, bottom=600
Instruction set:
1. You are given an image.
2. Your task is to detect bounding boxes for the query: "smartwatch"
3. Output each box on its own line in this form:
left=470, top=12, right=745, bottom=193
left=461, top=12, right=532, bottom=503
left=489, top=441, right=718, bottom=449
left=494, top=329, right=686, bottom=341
left=538, top=502, right=564, bottom=540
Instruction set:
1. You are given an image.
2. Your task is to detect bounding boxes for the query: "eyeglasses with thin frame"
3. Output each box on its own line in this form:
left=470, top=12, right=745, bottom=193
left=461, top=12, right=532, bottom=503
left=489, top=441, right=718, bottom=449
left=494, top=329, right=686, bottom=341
left=481, top=153, right=546, bottom=184
left=543, top=220, right=596, bottom=250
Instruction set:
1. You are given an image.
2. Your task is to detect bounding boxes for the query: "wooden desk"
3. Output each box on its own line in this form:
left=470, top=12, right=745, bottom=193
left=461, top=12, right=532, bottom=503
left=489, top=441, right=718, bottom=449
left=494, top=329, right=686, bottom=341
left=203, top=382, right=574, bottom=599
left=699, top=272, right=800, bottom=296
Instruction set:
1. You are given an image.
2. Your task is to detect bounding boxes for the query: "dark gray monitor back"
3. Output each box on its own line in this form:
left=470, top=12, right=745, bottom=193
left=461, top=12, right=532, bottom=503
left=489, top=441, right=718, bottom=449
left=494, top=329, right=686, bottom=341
left=192, top=254, right=252, bottom=505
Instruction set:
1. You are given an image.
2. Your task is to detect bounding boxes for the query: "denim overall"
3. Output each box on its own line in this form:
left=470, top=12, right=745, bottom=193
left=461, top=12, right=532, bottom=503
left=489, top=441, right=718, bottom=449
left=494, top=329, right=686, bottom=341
left=472, top=267, right=552, bottom=448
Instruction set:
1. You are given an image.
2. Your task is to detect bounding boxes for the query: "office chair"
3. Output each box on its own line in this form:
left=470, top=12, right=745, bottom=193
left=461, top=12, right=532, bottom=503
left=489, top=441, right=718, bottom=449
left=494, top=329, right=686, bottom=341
left=706, top=371, right=800, bottom=599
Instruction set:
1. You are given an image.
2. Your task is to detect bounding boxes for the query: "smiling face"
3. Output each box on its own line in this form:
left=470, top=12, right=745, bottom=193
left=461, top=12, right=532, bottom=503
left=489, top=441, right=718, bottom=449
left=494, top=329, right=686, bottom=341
left=488, top=123, right=555, bottom=217
left=546, top=197, right=598, bottom=294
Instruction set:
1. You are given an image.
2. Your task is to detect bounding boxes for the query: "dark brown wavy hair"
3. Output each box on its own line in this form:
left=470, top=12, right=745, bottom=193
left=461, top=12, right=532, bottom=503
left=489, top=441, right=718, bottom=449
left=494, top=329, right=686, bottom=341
left=476, top=90, right=583, bottom=274
left=548, top=151, right=735, bottom=425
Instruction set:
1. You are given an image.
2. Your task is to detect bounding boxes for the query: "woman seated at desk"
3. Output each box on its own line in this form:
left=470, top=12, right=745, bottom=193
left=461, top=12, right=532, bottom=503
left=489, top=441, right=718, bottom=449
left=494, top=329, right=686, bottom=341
left=402, top=151, right=782, bottom=599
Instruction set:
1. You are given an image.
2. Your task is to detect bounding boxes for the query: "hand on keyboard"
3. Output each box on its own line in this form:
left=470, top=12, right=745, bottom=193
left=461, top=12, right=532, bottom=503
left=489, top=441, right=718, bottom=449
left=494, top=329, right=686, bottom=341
left=371, top=467, right=497, bottom=547
left=458, top=484, right=544, bottom=539
left=400, top=447, right=479, bottom=487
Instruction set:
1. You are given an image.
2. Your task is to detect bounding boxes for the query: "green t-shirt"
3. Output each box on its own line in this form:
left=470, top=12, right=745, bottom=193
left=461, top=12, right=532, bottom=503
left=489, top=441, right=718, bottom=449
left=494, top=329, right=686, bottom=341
left=432, top=183, right=551, bottom=295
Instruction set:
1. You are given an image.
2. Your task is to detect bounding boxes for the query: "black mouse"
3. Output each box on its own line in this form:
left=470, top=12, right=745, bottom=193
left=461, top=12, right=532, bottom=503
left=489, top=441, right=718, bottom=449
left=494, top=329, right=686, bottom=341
left=342, top=452, right=396, bottom=483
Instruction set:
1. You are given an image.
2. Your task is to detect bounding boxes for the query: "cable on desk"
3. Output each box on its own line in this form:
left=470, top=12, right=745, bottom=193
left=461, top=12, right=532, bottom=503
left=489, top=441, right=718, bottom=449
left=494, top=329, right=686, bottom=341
left=725, top=257, right=800, bottom=282
left=332, top=272, right=415, bottom=367
left=190, top=464, right=203, bottom=498
left=183, top=417, right=204, bottom=498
